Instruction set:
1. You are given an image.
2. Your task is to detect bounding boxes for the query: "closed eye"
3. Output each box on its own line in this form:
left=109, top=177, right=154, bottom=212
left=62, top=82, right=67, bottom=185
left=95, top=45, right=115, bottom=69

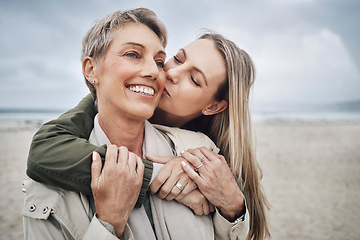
left=191, top=76, right=200, bottom=87
left=173, top=55, right=182, bottom=64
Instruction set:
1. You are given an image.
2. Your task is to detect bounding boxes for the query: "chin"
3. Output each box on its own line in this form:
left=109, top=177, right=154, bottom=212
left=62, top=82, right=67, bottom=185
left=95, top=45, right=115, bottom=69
left=138, top=109, right=156, bottom=121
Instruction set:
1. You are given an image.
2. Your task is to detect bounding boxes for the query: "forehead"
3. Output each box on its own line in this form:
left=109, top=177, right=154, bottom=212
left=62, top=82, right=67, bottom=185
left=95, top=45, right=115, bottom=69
left=184, top=39, right=226, bottom=84
left=110, top=22, right=164, bottom=52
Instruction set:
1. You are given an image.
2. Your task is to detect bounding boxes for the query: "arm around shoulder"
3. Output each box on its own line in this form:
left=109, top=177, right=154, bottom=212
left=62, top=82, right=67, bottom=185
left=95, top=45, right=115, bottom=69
left=26, top=94, right=102, bottom=195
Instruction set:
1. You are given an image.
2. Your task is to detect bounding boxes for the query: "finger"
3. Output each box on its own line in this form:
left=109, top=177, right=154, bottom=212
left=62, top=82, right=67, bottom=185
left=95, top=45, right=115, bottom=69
left=180, top=151, right=203, bottom=169
left=175, top=180, right=197, bottom=201
left=203, top=201, right=210, bottom=215
left=105, top=145, right=119, bottom=167
left=181, top=161, right=204, bottom=186
left=209, top=203, right=215, bottom=213
left=198, top=147, right=223, bottom=163
left=193, top=206, right=204, bottom=216
left=117, top=146, right=129, bottom=166
left=165, top=181, right=187, bottom=201
left=145, top=154, right=173, bottom=164
left=158, top=172, right=180, bottom=199
left=187, top=148, right=211, bottom=163
left=135, top=156, right=144, bottom=176
left=128, top=152, right=138, bottom=171
left=149, top=167, right=171, bottom=193
left=91, top=152, right=102, bottom=184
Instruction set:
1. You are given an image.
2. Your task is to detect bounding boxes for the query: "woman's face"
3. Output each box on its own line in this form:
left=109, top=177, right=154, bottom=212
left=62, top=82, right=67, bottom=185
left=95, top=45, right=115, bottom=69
left=92, top=23, right=166, bottom=121
left=157, top=39, right=227, bottom=122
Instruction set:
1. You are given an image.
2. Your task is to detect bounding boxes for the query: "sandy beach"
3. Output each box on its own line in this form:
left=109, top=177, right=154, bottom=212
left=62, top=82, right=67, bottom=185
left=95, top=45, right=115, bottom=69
left=0, top=119, right=359, bottom=240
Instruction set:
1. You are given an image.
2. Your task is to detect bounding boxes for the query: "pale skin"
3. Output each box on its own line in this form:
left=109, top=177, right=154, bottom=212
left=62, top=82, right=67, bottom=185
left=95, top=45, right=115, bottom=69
left=84, top=22, right=166, bottom=238
left=146, top=39, right=246, bottom=221
left=91, top=147, right=144, bottom=236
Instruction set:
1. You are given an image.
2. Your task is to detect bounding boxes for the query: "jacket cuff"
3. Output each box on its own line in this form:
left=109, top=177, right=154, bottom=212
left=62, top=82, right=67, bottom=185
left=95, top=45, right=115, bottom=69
left=213, top=205, right=250, bottom=240
left=83, top=215, right=120, bottom=240
left=135, top=158, right=153, bottom=208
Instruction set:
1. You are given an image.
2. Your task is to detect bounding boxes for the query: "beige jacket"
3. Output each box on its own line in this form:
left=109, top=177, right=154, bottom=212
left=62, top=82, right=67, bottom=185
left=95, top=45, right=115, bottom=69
left=23, top=123, right=249, bottom=239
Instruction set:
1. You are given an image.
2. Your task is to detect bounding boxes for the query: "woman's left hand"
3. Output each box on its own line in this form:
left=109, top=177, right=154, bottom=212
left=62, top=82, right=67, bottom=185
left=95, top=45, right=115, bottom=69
left=181, top=147, right=246, bottom=222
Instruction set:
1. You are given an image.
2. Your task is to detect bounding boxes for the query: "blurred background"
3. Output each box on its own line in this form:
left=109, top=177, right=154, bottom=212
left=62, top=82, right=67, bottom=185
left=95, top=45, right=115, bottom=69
left=0, top=0, right=359, bottom=239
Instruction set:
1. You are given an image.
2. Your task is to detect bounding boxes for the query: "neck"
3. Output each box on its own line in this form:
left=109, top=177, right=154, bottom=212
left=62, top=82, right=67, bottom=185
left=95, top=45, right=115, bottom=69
left=98, top=111, right=145, bottom=157
left=150, top=108, right=195, bottom=128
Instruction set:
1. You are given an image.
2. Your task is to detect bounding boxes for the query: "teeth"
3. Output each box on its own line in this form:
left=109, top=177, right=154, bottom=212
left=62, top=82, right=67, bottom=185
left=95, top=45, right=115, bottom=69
left=128, top=85, right=155, bottom=96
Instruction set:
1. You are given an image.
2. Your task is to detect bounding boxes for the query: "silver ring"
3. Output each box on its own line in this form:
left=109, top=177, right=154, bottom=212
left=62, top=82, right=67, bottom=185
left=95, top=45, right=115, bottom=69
left=194, top=163, right=204, bottom=172
left=176, top=182, right=184, bottom=191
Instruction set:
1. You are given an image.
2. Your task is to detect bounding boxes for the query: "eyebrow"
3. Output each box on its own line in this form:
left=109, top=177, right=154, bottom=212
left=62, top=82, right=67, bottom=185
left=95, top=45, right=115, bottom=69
left=124, top=42, right=166, bottom=57
left=180, top=48, right=208, bottom=86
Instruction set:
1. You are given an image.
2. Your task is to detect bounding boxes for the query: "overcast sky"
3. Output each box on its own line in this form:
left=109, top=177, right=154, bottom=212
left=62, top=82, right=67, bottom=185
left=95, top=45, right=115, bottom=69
left=0, top=0, right=359, bottom=111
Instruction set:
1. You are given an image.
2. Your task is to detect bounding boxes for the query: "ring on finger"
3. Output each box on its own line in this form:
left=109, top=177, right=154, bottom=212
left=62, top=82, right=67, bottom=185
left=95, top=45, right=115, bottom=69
left=175, top=182, right=184, bottom=191
left=194, top=163, right=204, bottom=172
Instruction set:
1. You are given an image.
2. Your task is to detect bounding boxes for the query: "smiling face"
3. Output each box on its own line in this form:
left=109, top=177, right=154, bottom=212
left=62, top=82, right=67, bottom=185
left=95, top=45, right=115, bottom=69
left=156, top=39, right=227, bottom=125
left=87, top=23, right=166, bottom=122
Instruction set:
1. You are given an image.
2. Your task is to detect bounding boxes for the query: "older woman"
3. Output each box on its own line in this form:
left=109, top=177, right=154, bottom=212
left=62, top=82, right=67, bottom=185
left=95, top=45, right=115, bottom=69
left=23, top=8, right=251, bottom=240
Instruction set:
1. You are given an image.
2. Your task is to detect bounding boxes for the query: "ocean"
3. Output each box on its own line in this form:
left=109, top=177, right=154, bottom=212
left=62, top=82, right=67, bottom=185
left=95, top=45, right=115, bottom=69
left=1, top=109, right=360, bottom=127
left=252, top=110, right=360, bottom=122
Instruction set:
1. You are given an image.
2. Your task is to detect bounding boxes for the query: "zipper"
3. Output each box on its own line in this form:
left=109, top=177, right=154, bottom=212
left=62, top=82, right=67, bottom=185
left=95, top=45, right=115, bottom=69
left=51, top=210, right=76, bottom=240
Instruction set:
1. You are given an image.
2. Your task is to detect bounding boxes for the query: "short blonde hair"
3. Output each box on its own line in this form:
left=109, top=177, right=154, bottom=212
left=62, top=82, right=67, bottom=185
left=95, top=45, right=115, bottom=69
left=81, top=8, right=167, bottom=101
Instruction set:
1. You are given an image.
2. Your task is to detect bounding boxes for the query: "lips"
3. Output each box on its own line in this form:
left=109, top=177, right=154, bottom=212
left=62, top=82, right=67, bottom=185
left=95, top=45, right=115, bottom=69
left=127, top=85, right=155, bottom=96
left=163, top=87, right=171, bottom=97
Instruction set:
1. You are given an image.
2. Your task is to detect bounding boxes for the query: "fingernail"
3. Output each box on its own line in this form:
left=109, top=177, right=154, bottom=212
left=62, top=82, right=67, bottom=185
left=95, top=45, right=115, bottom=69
left=181, top=161, right=186, bottom=167
left=180, top=150, right=185, bottom=154
left=92, top=152, right=97, bottom=161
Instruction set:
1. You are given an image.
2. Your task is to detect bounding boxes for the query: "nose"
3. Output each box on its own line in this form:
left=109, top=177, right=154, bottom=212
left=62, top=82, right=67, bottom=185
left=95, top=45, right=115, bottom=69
left=165, top=66, right=180, bottom=84
left=141, top=59, right=159, bottom=80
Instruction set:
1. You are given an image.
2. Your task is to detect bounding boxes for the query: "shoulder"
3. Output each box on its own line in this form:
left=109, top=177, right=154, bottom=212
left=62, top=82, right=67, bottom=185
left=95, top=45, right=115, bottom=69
left=153, top=124, right=219, bottom=154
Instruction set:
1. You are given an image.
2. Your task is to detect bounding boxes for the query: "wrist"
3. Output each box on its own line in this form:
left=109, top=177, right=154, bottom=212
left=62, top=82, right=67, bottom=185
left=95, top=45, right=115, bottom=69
left=97, top=213, right=127, bottom=238
left=218, top=197, right=245, bottom=222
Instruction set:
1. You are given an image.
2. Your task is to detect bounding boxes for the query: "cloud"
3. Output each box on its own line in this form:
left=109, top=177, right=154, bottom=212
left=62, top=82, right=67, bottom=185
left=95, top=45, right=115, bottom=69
left=253, top=28, right=360, bottom=109
left=0, top=0, right=359, bottom=111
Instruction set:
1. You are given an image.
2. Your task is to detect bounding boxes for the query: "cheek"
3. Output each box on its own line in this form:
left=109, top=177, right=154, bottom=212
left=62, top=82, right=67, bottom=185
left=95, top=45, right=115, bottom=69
left=157, top=72, right=166, bottom=89
left=173, top=88, right=206, bottom=112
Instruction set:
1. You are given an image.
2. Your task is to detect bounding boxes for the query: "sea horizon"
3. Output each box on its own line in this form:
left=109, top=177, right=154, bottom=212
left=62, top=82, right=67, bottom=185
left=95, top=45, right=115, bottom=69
left=1, top=108, right=360, bottom=126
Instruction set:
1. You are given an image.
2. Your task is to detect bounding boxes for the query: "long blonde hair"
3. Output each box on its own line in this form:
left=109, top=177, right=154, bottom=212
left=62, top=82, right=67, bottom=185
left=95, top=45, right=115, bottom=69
left=185, top=32, right=270, bottom=240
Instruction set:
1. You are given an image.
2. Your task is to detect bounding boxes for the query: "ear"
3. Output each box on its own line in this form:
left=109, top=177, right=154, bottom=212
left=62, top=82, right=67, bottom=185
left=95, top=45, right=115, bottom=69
left=202, top=100, right=228, bottom=116
left=82, top=57, right=97, bottom=84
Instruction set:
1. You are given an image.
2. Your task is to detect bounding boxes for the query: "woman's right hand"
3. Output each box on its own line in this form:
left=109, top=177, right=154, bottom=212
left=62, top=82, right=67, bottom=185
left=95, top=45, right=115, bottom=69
left=147, top=155, right=198, bottom=201
left=147, top=154, right=214, bottom=215
left=176, top=189, right=215, bottom=215
left=91, top=145, right=144, bottom=238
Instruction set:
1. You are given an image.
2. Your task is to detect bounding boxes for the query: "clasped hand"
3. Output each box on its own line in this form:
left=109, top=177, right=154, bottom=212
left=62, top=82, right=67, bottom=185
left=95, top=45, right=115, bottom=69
left=91, top=145, right=144, bottom=238
left=147, top=147, right=245, bottom=220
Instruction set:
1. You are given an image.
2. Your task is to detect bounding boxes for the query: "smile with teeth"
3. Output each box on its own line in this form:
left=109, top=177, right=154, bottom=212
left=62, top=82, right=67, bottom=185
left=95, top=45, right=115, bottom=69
left=128, top=85, right=155, bottom=96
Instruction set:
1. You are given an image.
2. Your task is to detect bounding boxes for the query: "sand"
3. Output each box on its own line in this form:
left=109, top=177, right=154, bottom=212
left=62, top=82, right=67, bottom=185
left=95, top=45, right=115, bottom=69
left=0, top=119, right=359, bottom=240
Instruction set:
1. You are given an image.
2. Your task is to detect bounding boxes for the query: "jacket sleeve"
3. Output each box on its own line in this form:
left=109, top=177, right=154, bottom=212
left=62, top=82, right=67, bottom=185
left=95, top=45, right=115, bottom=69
left=213, top=207, right=250, bottom=240
left=22, top=179, right=136, bottom=240
left=26, top=94, right=153, bottom=207
left=83, top=216, right=134, bottom=240
left=23, top=213, right=122, bottom=240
